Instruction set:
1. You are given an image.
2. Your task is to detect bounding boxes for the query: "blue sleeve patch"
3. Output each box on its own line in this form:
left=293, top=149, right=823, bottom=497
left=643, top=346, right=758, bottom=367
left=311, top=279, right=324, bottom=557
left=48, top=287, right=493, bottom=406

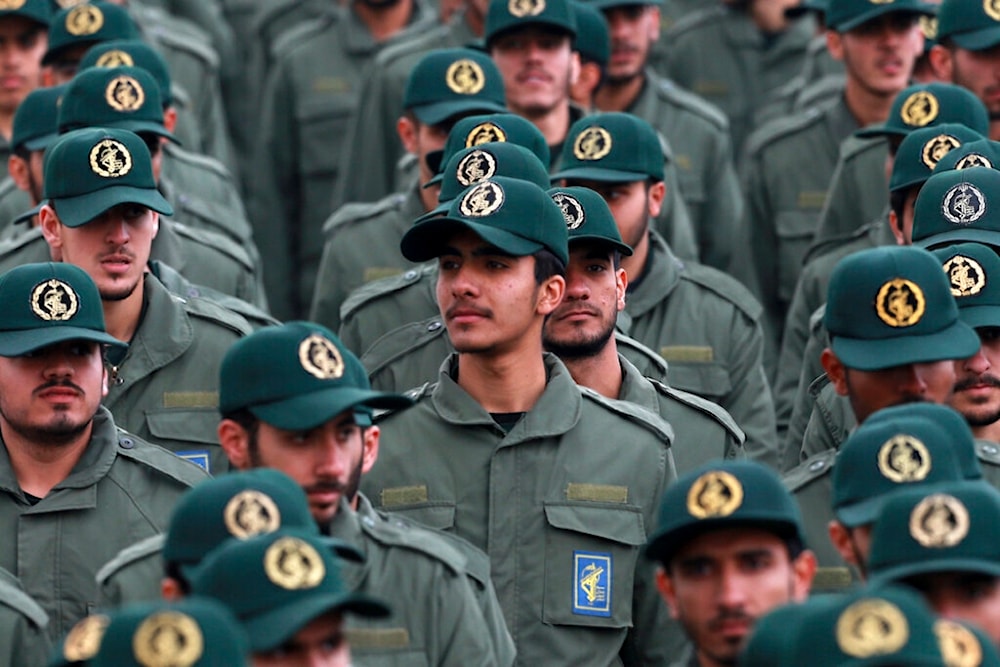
left=574, top=551, right=612, bottom=617
left=176, top=450, right=210, bottom=473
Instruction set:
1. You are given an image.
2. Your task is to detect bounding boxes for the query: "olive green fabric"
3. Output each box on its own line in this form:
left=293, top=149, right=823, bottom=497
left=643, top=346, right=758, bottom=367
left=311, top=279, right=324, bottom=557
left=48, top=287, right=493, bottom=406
left=364, top=353, right=678, bottom=664
left=0, top=406, right=208, bottom=641
left=0, top=568, right=49, bottom=667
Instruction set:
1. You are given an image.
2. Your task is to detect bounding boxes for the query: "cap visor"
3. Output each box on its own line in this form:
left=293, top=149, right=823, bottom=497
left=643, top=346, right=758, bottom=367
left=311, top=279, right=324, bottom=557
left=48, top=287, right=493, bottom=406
left=22, top=132, right=59, bottom=152
left=14, top=202, right=43, bottom=225
left=550, top=166, right=650, bottom=183
left=855, top=123, right=903, bottom=139
left=412, top=100, right=507, bottom=127
left=834, top=496, right=887, bottom=528
left=950, top=26, right=1000, bottom=51
left=0, top=326, right=126, bottom=356
left=52, top=186, right=174, bottom=228
left=834, top=7, right=930, bottom=33
left=400, top=217, right=544, bottom=262
left=249, top=387, right=412, bottom=431
left=246, top=592, right=391, bottom=652
left=916, top=229, right=1000, bottom=251
left=958, top=305, right=1000, bottom=330
left=870, top=557, right=1000, bottom=588
left=569, top=233, right=633, bottom=256
left=830, top=320, right=981, bottom=371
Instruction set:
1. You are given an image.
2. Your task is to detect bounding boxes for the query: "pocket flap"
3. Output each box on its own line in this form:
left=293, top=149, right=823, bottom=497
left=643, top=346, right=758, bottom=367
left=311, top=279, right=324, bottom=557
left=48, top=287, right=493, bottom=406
left=544, top=503, right=646, bottom=546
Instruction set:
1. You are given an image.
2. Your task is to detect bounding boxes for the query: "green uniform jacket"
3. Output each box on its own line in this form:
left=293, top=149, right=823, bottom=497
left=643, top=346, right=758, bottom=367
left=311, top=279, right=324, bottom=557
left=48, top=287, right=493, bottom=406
left=660, top=5, right=815, bottom=158
left=811, top=135, right=889, bottom=246
left=364, top=353, right=678, bottom=666
left=103, top=274, right=252, bottom=475
left=250, top=4, right=434, bottom=319
left=0, top=568, right=50, bottom=667
left=735, top=95, right=859, bottom=377
left=799, top=380, right=855, bottom=463
left=150, top=261, right=279, bottom=330
left=0, top=407, right=208, bottom=640
left=785, top=312, right=831, bottom=466
left=96, top=533, right=164, bottom=609
left=756, top=32, right=845, bottom=128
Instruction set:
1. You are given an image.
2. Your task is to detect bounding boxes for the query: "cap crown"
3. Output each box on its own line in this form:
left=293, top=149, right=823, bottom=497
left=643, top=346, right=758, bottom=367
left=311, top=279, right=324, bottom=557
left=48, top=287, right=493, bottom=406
left=555, top=112, right=664, bottom=182
left=485, top=0, right=577, bottom=45
left=890, top=123, right=984, bottom=193
left=58, top=65, right=165, bottom=134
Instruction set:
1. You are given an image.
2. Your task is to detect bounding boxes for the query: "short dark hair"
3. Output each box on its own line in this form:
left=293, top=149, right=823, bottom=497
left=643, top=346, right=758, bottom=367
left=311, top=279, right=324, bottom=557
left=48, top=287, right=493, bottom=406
left=163, top=560, right=192, bottom=595
left=889, top=185, right=918, bottom=228
left=533, top=248, right=566, bottom=284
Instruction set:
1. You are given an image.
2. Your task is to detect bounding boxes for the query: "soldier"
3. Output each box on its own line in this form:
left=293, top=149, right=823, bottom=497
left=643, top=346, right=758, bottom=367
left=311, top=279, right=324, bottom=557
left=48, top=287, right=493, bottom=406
left=0, top=261, right=208, bottom=640
left=644, top=460, right=817, bottom=667
left=568, top=1, right=609, bottom=110
left=362, top=175, right=679, bottom=664
left=0, top=0, right=49, bottom=170
left=553, top=112, right=779, bottom=465
left=216, top=321, right=515, bottom=666
left=0, top=567, right=49, bottom=667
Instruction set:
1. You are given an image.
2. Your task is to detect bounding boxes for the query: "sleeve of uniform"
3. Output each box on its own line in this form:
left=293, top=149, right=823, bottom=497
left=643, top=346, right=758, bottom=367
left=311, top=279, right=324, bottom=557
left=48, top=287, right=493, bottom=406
left=429, top=561, right=502, bottom=667
left=6, top=616, right=50, bottom=667
left=783, top=321, right=829, bottom=470
left=773, top=265, right=819, bottom=445
left=811, top=150, right=865, bottom=246
left=310, top=221, right=348, bottom=332
left=656, top=162, right=700, bottom=263
left=697, top=125, right=742, bottom=272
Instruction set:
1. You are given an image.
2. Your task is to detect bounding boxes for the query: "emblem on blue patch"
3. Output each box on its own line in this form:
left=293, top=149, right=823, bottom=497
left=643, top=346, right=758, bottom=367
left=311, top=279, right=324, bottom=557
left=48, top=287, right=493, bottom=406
left=574, top=551, right=611, bottom=617
left=177, top=450, right=210, bottom=473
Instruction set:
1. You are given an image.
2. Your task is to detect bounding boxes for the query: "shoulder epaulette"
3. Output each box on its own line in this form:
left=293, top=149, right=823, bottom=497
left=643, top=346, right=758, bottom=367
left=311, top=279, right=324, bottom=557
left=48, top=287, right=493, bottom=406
left=0, top=176, right=18, bottom=199
left=664, top=4, right=725, bottom=36
left=977, top=440, right=1000, bottom=467
left=113, top=431, right=210, bottom=487
left=0, top=571, right=47, bottom=628
left=373, top=381, right=433, bottom=421
left=802, top=219, right=877, bottom=265
left=340, top=263, right=434, bottom=318
left=793, top=74, right=844, bottom=111
left=648, top=379, right=746, bottom=444
left=615, top=332, right=668, bottom=378
left=745, top=104, right=827, bottom=158
left=362, top=317, right=447, bottom=375
left=579, top=386, right=674, bottom=444
left=142, top=17, right=219, bottom=69
left=271, top=13, right=338, bottom=59
left=253, top=0, right=328, bottom=42
left=378, top=510, right=492, bottom=587
left=653, top=78, right=729, bottom=131
left=164, top=144, right=238, bottom=184
left=322, top=192, right=407, bottom=235
left=177, top=291, right=255, bottom=337
left=95, top=534, right=165, bottom=586
left=170, top=223, right=254, bottom=271
left=359, top=512, right=468, bottom=577
left=680, top=262, right=764, bottom=321
left=374, top=20, right=450, bottom=66
left=783, top=447, right=836, bottom=492
left=0, top=225, right=43, bottom=255
left=808, top=304, right=827, bottom=335
left=840, top=134, right=885, bottom=161
left=153, top=261, right=277, bottom=329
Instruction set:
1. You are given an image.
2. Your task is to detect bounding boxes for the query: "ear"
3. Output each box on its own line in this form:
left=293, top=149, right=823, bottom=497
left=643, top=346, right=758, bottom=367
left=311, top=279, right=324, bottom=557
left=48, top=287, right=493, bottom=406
left=647, top=6, right=661, bottom=42
left=39, top=204, right=63, bottom=250
left=615, top=266, right=628, bottom=312
left=928, top=44, right=953, bottom=81
left=7, top=155, right=29, bottom=192
left=647, top=180, right=666, bottom=218
left=536, top=274, right=567, bottom=316
left=162, top=106, right=178, bottom=134
left=361, top=425, right=380, bottom=475
left=101, top=367, right=109, bottom=398
left=791, top=549, right=818, bottom=601
left=397, top=115, right=419, bottom=155
left=217, top=418, right=252, bottom=470
left=821, top=347, right=849, bottom=396
left=888, top=208, right=905, bottom=245
left=569, top=51, right=581, bottom=86
left=826, top=29, right=844, bottom=62
left=150, top=211, right=159, bottom=238
left=828, top=520, right=861, bottom=568
left=160, top=578, right=184, bottom=601
left=655, top=568, right=680, bottom=619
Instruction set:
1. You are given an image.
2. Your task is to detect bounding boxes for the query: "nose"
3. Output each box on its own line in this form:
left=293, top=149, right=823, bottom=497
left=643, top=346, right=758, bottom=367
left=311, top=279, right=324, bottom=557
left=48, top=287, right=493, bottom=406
left=563, top=268, right=590, bottom=301
left=43, top=349, right=75, bottom=380
left=896, top=364, right=928, bottom=396
left=313, top=428, right=348, bottom=478
left=963, top=348, right=991, bottom=375
left=716, top=565, right=748, bottom=610
left=105, top=217, right=130, bottom=245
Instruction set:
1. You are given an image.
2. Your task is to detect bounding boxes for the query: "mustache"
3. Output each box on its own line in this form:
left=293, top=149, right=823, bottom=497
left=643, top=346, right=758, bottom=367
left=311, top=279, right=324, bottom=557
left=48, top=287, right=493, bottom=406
left=955, top=374, right=1000, bottom=392
left=444, top=303, right=493, bottom=319
left=303, top=481, right=348, bottom=495
left=35, top=379, right=85, bottom=395
left=707, top=611, right=754, bottom=632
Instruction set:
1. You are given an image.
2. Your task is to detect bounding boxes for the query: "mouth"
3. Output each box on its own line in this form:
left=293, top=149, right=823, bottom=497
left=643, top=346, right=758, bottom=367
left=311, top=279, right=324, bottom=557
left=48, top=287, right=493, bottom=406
left=554, top=306, right=601, bottom=322
left=100, top=253, right=134, bottom=274
left=36, top=384, right=82, bottom=402
left=517, top=70, right=552, bottom=85
left=445, top=304, right=491, bottom=325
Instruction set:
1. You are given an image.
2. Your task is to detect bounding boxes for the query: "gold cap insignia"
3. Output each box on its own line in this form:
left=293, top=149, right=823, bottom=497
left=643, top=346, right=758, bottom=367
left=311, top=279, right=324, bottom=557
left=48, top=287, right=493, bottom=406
left=900, top=91, right=939, bottom=127
left=66, top=4, right=104, bottom=36
left=986, top=0, right=1000, bottom=22
left=922, top=134, right=961, bottom=170
left=132, top=611, right=204, bottom=667
left=298, top=333, right=344, bottom=380
left=446, top=59, right=486, bottom=95
left=943, top=182, right=987, bottom=226
left=57, top=0, right=85, bottom=6
left=96, top=49, right=134, bottom=68
left=552, top=192, right=585, bottom=230
left=920, top=15, right=938, bottom=40
left=264, top=536, right=325, bottom=590
left=836, top=599, right=909, bottom=658
left=105, top=75, right=145, bottom=112
left=89, top=138, right=132, bottom=178
left=465, top=122, right=506, bottom=147
left=459, top=181, right=505, bottom=217
left=956, top=153, right=993, bottom=170
left=687, top=470, right=744, bottom=519
left=509, top=0, right=545, bottom=17
left=63, top=615, right=109, bottom=662
left=0, top=0, right=27, bottom=9
left=936, top=620, right=983, bottom=667
left=875, top=278, right=926, bottom=327
left=456, top=149, right=497, bottom=187
left=573, top=127, right=612, bottom=161
left=877, top=435, right=932, bottom=483
left=910, top=493, right=970, bottom=548
left=31, top=279, right=79, bottom=321
left=944, top=255, right=987, bottom=297
left=224, top=490, right=281, bottom=539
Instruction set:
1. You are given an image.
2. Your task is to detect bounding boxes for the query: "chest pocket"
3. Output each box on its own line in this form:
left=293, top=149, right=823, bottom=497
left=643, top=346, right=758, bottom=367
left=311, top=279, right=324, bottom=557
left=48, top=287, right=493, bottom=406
left=297, top=91, right=357, bottom=180
left=666, top=361, right=732, bottom=402
left=145, top=408, right=228, bottom=474
left=675, top=167, right=706, bottom=230
left=775, top=209, right=821, bottom=304
left=542, top=502, right=646, bottom=629
left=381, top=501, right=456, bottom=533
left=346, top=626, right=429, bottom=667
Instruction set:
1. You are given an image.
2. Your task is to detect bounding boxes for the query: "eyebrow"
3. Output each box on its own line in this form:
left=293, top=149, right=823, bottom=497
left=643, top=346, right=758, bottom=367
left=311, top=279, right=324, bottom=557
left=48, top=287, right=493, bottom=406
left=440, top=244, right=516, bottom=258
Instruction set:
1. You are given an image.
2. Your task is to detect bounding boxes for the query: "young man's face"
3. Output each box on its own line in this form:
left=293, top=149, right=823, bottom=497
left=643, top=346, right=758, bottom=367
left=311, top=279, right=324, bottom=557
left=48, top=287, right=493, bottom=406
left=603, top=4, right=658, bottom=85
left=906, top=571, right=1000, bottom=646
left=565, top=178, right=660, bottom=250
left=657, top=527, right=814, bottom=666
left=0, top=17, right=46, bottom=115
left=938, top=44, right=1000, bottom=122
left=253, top=611, right=351, bottom=667
left=828, top=13, right=923, bottom=99
left=489, top=26, right=577, bottom=118
left=951, top=327, right=1000, bottom=429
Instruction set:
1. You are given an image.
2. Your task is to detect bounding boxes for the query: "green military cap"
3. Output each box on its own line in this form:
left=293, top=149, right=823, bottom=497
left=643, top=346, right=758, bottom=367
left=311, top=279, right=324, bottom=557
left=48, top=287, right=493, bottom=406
left=485, top=0, right=577, bottom=47
left=43, top=2, right=140, bottom=66
left=427, top=112, right=549, bottom=184
left=403, top=48, right=506, bottom=126
left=552, top=112, right=664, bottom=183
left=0, top=0, right=50, bottom=26
left=933, top=138, right=1000, bottom=172
left=581, top=0, right=661, bottom=12
left=644, top=460, right=806, bottom=564
left=938, top=0, right=1000, bottom=50
left=401, top=175, right=570, bottom=264
left=826, top=0, right=935, bottom=34
left=786, top=0, right=829, bottom=19
left=571, top=2, right=610, bottom=65
left=824, top=246, right=980, bottom=370
left=58, top=65, right=177, bottom=143
left=190, top=529, right=390, bottom=652
left=12, top=84, right=66, bottom=153
left=740, top=600, right=829, bottom=667
left=89, top=598, right=250, bottom=666
left=0, top=262, right=125, bottom=356
left=219, top=321, right=412, bottom=431
left=79, top=39, right=173, bottom=108
left=868, top=481, right=1000, bottom=584
left=43, top=127, right=173, bottom=227
left=857, top=83, right=990, bottom=139
left=548, top=185, right=633, bottom=255
left=889, top=123, right=984, bottom=194
left=935, top=619, right=1000, bottom=667
left=913, top=167, right=1000, bottom=249
left=832, top=403, right=977, bottom=528
left=933, top=242, right=1000, bottom=329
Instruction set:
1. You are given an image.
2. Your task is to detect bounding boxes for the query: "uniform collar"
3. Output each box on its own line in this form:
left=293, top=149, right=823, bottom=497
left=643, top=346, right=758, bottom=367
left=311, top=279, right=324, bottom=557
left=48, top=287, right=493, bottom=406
left=620, top=230, right=683, bottom=326
left=616, top=354, right=661, bottom=413
left=111, top=274, right=194, bottom=385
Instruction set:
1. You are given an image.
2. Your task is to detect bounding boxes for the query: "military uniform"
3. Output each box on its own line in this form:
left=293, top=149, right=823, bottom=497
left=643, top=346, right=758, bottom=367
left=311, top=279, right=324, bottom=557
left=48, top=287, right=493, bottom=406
left=365, top=353, right=678, bottom=665
left=0, top=568, right=50, bottom=667
left=755, top=33, right=845, bottom=127
left=0, top=407, right=207, bottom=640
left=150, top=261, right=278, bottom=330
left=810, top=136, right=889, bottom=245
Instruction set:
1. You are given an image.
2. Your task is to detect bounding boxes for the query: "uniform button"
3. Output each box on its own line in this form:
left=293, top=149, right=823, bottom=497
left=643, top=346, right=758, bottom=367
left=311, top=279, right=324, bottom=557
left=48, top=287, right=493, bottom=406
left=427, top=321, right=442, bottom=332
left=115, top=376, right=125, bottom=386
left=362, top=517, right=375, bottom=528
left=984, top=445, right=999, bottom=456
left=403, top=270, right=418, bottom=280
left=119, top=437, right=134, bottom=449
left=808, top=460, right=826, bottom=472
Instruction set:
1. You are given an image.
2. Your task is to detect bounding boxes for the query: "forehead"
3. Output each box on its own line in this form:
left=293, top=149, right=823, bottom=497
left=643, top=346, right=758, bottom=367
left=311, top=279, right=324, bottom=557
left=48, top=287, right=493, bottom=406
left=568, top=241, right=615, bottom=262
left=672, top=526, right=790, bottom=562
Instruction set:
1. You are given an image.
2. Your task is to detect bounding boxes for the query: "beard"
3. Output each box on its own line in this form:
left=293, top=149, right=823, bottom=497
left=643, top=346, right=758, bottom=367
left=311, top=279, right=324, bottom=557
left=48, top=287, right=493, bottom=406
left=543, top=314, right=617, bottom=360
left=2, top=410, right=91, bottom=447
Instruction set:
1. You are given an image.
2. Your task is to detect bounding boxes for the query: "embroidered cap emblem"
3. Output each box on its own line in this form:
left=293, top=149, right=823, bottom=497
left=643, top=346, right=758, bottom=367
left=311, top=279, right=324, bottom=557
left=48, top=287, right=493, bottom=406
left=877, top=435, right=932, bottom=483
left=943, top=182, right=987, bottom=226
left=465, top=122, right=506, bottom=147
left=910, top=493, right=970, bottom=548
left=836, top=599, right=909, bottom=658
left=509, top=0, right=545, bottom=17
left=132, top=611, right=204, bottom=667
left=875, top=278, right=926, bottom=327
left=459, top=181, right=505, bottom=217
left=900, top=91, right=939, bottom=128
left=552, top=192, right=585, bottom=229
left=956, top=153, right=993, bottom=170
left=89, top=139, right=132, bottom=178
left=943, top=255, right=986, bottom=297
left=264, top=536, right=325, bottom=590
left=298, top=334, right=344, bottom=380
left=687, top=470, right=744, bottom=519
left=66, top=4, right=103, bottom=35
left=986, top=0, right=1000, bottom=22
left=0, top=0, right=27, bottom=9
left=573, top=127, right=612, bottom=161
left=446, top=59, right=485, bottom=95
left=105, top=75, right=145, bottom=112
left=31, top=279, right=79, bottom=321
left=936, top=620, right=983, bottom=667
left=63, top=615, right=109, bottom=662
left=456, top=149, right=497, bottom=187
left=922, top=134, right=961, bottom=170
left=224, top=491, right=282, bottom=538
left=96, top=49, right=134, bottom=68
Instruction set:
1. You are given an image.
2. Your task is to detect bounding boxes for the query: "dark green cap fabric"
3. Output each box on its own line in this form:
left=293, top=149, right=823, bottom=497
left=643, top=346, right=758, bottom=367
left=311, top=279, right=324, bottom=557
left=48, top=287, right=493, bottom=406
left=43, top=127, right=173, bottom=227
left=935, top=620, right=1000, bottom=667
left=571, top=2, right=610, bottom=64
left=552, top=112, right=665, bottom=182
left=43, top=2, right=140, bottom=66
left=857, top=83, right=989, bottom=139
left=79, top=39, right=173, bottom=107
left=12, top=84, right=66, bottom=153
left=401, top=175, right=570, bottom=264
left=938, top=0, right=1000, bottom=50
left=833, top=404, right=977, bottom=527
left=868, top=481, right=1000, bottom=584
left=0, top=262, right=125, bottom=355
left=219, top=321, right=412, bottom=431
left=786, top=0, right=830, bottom=19
left=190, top=529, right=390, bottom=652
left=0, top=0, right=50, bottom=26
left=740, top=600, right=829, bottom=667
left=548, top=185, right=633, bottom=255
left=58, top=65, right=176, bottom=142
left=889, top=123, right=984, bottom=193
left=932, top=242, right=1000, bottom=329
left=913, top=167, right=1000, bottom=249
left=933, top=138, right=1000, bottom=172
left=824, top=246, right=980, bottom=370
left=403, top=48, right=506, bottom=125
left=89, top=599, right=250, bottom=666
left=426, top=111, right=549, bottom=183
left=485, top=0, right=577, bottom=47
left=644, top=460, right=806, bottom=564
left=826, top=0, right=935, bottom=33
